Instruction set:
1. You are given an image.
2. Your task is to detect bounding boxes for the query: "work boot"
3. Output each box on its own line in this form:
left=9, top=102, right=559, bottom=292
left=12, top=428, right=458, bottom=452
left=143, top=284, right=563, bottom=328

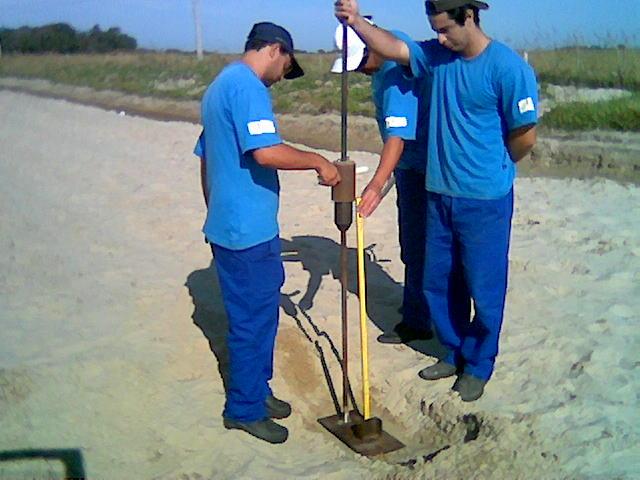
left=377, top=323, right=433, bottom=344
left=418, top=360, right=458, bottom=381
left=452, top=374, right=487, bottom=402
left=266, top=395, right=291, bottom=419
left=223, top=417, right=288, bottom=444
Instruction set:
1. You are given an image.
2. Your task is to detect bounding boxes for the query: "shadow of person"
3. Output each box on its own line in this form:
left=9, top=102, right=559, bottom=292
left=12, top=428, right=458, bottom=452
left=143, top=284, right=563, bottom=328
left=280, top=235, right=446, bottom=360
left=185, top=259, right=230, bottom=393
left=184, top=235, right=445, bottom=420
left=185, top=254, right=355, bottom=418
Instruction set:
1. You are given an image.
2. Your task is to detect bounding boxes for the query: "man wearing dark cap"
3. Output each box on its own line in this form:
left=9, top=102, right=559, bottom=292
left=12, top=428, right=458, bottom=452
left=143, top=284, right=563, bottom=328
left=194, top=22, right=340, bottom=443
left=335, top=0, right=538, bottom=401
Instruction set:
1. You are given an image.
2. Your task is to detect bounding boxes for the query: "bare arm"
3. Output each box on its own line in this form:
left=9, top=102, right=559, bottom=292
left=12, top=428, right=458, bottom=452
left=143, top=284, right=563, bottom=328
left=199, top=157, right=208, bottom=207
left=508, top=125, right=537, bottom=162
left=359, top=136, right=404, bottom=217
left=253, top=143, right=341, bottom=186
left=335, top=0, right=410, bottom=64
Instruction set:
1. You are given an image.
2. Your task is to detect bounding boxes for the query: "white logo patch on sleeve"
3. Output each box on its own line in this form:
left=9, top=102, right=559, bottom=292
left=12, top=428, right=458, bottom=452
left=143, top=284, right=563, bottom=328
left=518, top=97, right=535, bottom=114
left=385, top=116, right=408, bottom=128
left=247, top=119, right=276, bottom=135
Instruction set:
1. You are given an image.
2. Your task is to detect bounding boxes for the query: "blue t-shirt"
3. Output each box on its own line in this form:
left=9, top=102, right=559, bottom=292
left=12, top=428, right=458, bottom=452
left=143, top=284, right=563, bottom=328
left=371, top=60, right=431, bottom=172
left=195, top=61, right=282, bottom=249
left=194, top=129, right=204, bottom=157
left=405, top=38, right=538, bottom=199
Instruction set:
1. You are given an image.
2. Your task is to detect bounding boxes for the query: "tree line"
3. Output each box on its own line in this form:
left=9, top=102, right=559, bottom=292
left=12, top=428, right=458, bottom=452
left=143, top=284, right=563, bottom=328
left=0, top=23, right=137, bottom=54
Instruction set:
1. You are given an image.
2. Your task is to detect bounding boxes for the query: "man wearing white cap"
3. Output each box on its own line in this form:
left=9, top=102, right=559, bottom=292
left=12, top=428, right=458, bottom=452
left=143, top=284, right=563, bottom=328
left=331, top=22, right=433, bottom=345
left=335, top=0, right=538, bottom=401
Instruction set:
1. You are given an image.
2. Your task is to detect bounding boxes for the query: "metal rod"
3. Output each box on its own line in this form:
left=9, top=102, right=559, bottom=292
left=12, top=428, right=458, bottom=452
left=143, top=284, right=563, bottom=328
left=340, top=229, right=349, bottom=422
left=341, top=23, right=348, bottom=161
left=338, top=22, right=351, bottom=424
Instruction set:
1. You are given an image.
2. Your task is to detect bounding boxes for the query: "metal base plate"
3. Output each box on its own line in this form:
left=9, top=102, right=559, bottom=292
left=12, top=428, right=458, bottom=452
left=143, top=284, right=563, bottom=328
left=318, top=411, right=404, bottom=457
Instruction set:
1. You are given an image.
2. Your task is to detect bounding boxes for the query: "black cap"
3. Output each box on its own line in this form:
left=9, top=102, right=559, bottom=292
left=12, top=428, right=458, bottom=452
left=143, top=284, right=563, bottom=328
left=247, top=22, right=304, bottom=80
left=425, top=0, right=489, bottom=14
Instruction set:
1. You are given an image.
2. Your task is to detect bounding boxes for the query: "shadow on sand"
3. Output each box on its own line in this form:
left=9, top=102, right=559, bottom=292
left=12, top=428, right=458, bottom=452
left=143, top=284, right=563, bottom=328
left=185, top=260, right=230, bottom=394
left=0, top=448, right=85, bottom=479
left=184, top=235, right=445, bottom=417
left=280, top=235, right=445, bottom=359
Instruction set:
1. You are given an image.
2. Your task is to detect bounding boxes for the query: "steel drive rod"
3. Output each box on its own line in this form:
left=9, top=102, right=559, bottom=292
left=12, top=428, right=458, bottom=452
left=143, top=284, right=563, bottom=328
left=340, top=22, right=349, bottom=424
left=341, top=23, right=348, bottom=161
left=331, top=22, right=355, bottom=424
left=340, top=229, right=349, bottom=422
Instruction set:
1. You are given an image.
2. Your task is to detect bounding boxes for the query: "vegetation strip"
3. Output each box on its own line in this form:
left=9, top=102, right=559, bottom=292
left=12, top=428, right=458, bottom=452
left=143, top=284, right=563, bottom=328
left=1, top=49, right=639, bottom=131
left=2, top=76, right=639, bottom=185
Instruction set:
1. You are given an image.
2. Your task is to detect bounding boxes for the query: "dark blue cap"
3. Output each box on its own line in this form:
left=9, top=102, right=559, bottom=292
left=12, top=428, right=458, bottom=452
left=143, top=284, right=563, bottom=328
left=247, top=22, right=304, bottom=79
left=425, top=0, right=488, bottom=14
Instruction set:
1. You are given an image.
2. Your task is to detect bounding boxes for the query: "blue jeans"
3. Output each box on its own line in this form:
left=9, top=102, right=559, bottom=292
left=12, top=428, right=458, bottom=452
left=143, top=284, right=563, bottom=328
left=395, top=168, right=430, bottom=332
left=212, top=236, right=285, bottom=421
left=423, top=189, right=513, bottom=380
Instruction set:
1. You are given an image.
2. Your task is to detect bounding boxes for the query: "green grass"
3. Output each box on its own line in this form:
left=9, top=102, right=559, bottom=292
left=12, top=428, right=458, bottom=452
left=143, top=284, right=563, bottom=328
left=541, top=92, right=640, bottom=131
left=529, top=47, right=640, bottom=91
left=2, top=48, right=640, bottom=131
left=0, top=51, right=232, bottom=99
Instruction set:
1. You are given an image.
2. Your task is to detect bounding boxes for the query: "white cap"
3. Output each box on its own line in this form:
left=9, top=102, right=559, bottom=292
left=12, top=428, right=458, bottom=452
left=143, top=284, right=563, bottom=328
left=330, top=19, right=373, bottom=73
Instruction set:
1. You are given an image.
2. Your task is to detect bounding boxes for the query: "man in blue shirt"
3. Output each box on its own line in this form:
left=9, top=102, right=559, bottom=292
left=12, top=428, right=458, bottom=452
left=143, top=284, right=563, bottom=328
left=335, top=0, right=538, bottom=401
left=331, top=24, right=433, bottom=344
left=194, top=22, right=340, bottom=443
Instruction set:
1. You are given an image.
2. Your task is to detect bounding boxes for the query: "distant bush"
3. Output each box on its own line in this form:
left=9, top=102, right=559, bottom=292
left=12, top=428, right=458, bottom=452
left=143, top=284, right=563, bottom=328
left=529, top=47, right=640, bottom=91
left=0, top=23, right=137, bottom=54
left=541, top=93, right=640, bottom=131
left=0, top=52, right=230, bottom=99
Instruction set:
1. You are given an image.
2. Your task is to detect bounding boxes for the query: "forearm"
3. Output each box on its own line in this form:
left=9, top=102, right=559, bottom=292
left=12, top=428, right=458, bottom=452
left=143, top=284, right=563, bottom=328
left=350, top=18, right=410, bottom=65
left=200, top=158, right=208, bottom=206
left=508, top=125, right=537, bottom=163
left=358, top=137, right=404, bottom=217
left=369, top=137, right=405, bottom=190
left=253, top=143, right=324, bottom=171
left=508, top=142, right=533, bottom=163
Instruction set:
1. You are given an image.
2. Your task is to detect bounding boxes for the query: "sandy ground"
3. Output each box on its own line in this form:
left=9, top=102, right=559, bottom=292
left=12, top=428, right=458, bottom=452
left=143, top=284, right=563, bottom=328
left=0, top=91, right=639, bottom=479
left=2, top=77, right=640, bottom=186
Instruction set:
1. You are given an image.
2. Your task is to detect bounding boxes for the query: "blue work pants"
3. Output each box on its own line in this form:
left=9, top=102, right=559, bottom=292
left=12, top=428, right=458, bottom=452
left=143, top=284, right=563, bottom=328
left=395, top=168, right=430, bottom=332
left=212, top=236, right=285, bottom=422
left=423, top=189, right=513, bottom=380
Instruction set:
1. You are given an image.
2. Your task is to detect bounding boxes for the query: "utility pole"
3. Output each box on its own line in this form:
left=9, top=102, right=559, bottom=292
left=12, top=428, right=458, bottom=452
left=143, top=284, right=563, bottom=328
left=192, top=0, right=203, bottom=60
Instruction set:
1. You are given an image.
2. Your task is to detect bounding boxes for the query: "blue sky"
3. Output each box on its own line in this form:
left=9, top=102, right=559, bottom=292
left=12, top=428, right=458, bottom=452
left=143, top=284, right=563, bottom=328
left=1, top=0, right=639, bottom=52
